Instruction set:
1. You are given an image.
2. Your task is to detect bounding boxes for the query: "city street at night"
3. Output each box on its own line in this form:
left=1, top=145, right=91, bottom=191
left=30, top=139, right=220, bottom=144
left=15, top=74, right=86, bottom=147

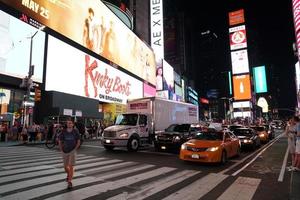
left=0, top=130, right=296, bottom=200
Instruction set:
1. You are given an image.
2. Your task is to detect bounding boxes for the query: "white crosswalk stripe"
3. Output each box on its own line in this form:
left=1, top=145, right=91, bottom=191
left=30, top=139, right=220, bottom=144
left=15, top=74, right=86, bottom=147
left=217, top=177, right=261, bottom=200
left=0, top=146, right=264, bottom=200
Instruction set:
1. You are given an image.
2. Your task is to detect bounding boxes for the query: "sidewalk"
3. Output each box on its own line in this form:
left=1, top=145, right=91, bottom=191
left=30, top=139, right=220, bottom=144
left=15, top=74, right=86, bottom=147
left=290, top=171, right=300, bottom=200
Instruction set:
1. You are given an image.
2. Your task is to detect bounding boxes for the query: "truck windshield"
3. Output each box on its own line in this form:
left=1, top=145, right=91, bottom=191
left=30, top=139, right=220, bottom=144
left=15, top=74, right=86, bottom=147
left=165, top=124, right=190, bottom=132
left=115, top=114, right=138, bottom=126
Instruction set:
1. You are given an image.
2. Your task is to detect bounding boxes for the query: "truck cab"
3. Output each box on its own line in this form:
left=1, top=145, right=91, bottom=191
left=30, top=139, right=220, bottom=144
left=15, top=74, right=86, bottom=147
left=102, top=113, right=152, bottom=151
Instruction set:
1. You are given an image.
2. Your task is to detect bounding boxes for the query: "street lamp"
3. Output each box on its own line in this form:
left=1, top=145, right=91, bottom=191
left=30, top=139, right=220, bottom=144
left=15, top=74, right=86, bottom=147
left=22, top=26, right=45, bottom=126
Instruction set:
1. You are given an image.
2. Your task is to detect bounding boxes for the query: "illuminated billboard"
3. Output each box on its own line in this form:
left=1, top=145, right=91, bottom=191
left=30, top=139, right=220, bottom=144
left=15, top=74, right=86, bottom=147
left=46, top=36, right=143, bottom=104
left=228, top=71, right=232, bottom=95
left=233, top=111, right=251, bottom=118
left=0, top=10, right=45, bottom=82
left=231, top=49, right=249, bottom=74
left=150, top=0, right=164, bottom=59
left=253, top=66, right=268, bottom=93
left=229, top=9, right=245, bottom=26
left=163, top=60, right=174, bottom=92
left=293, top=0, right=300, bottom=61
left=0, top=0, right=156, bottom=85
left=143, top=83, right=156, bottom=97
left=229, top=25, right=247, bottom=50
left=233, top=74, right=251, bottom=100
left=233, top=101, right=251, bottom=108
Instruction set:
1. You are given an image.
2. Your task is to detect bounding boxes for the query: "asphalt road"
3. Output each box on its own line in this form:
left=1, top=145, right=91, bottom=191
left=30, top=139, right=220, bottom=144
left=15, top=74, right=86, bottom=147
left=0, top=129, right=292, bottom=200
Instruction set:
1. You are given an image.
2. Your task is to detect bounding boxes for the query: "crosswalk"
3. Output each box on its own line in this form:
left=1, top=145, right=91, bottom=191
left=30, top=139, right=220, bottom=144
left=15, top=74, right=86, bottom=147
left=0, top=146, right=262, bottom=200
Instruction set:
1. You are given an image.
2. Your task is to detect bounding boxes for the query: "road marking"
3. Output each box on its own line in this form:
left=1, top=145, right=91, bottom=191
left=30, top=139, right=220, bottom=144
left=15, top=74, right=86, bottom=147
left=217, top=177, right=261, bottom=200
left=81, top=144, right=104, bottom=149
left=139, top=150, right=177, bottom=156
left=44, top=167, right=176, bottom=200
left=162, top=173, right=228, bottom=200
left=0, top=165, right=53, bottom=177
left=278, top=146, right=289, bottom=182
left=107, top=170, right=201, bottom=200
left=231, top=134, right=283, bottom=176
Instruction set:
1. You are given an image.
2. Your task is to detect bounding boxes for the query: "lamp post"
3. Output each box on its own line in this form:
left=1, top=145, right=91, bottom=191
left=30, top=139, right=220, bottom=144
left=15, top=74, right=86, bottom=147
left=23, top=26, right=45, bottom=126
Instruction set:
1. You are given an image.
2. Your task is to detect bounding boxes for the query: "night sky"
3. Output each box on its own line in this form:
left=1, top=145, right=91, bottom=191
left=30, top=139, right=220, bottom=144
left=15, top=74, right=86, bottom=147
left=170, top=0, right=297, bottom=114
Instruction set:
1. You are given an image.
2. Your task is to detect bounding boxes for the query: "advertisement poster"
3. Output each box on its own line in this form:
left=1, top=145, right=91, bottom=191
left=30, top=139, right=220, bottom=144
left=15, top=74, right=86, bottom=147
left=162, top=60, right=174, bottom=92
left=0, top=10, right=44, bottom=82
left=253, top=66, right=268, bottom=93
left=156, top=58, right=163, bottom=90
left=231, top=49, right=249, bottom=74
left=143, top=83, right=156, bottom=97
left=0, top=0, right=156, bottom=85
left=46, top=36, right=143, bottom=104
left=229, top=25, right=247, bottom=50
left=233, top=74, right=251, bottom=100
left=228, top=9, right=245, bottom=26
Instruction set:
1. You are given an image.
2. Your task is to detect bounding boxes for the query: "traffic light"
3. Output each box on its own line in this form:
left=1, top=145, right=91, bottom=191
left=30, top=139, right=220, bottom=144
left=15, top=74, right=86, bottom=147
left=34, top=88, right=41, bottom=102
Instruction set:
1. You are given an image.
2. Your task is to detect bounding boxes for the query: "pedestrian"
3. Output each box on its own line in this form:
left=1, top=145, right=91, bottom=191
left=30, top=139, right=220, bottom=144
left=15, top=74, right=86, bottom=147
left=58, top=118, right=81, bottom=189
left=285, top=116, right=297, bottom=171
left=293, top=116, right=300, bottom=171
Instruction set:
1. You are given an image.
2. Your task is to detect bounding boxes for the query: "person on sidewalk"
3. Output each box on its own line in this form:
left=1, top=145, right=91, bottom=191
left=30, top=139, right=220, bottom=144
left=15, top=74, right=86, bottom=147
left=59, top=118, right=81, bottom=189
left=293, top=117, right=300, bottom=171
left=285, top=116, right=297, bottom=171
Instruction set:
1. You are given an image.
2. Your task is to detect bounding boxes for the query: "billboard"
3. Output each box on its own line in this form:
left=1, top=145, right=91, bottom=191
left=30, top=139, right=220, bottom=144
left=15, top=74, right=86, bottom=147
left=233, top=74, right=251, bottom=100
left=143, top=83, right=156, bottom=97
left=229, top=9, right=245, bottom=26
left=231, top=49, right=249, bottom=74
left=0, top=0, right=156, bottom=85
left=228, top=71, right=232, bottom=95
left=163, top=60, right=174, bottom=92
left=233, top=101, right=251, bottom=108
left=150, top=0, right=164, bottom=59
left=156, top=58, right=163, bottom=91
left=229, top=25, right=247, bottom=50
left=233, top=111, right=251, bottom=118
left=293, top=0, right=300, bottom=61
left=175, top=84, right=182, bottom=97
left=253, top=66, right=268, bottom=93
left=0, top=10, right=45, bottom=82
left=46, top=36, right=143, bottom=104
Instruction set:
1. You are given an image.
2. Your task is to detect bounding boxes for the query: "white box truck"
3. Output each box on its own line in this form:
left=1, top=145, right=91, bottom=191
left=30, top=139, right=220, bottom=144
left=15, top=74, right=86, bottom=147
left=101, top=97, right=199, bottom=151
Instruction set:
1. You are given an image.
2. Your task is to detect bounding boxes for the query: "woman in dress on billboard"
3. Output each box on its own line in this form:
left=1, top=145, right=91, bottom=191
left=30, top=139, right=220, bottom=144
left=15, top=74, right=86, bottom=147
left=102, top=21, right=119, bottom=64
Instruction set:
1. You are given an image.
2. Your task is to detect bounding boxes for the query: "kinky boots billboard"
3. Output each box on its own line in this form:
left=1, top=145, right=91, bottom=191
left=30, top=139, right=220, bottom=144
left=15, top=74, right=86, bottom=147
left=46, top=36, right=143, bottom=104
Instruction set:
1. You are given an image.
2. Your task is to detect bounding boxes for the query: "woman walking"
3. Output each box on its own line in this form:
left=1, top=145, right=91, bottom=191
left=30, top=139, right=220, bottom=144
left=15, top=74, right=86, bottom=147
left=285, top=116, right=298, bottom=171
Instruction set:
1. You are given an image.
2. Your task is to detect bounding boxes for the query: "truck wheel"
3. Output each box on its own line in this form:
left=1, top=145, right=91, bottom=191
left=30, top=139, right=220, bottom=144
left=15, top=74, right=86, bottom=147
left=127, top=137, right=139, bottom=152
left=104, top=145, right=114, bottom=151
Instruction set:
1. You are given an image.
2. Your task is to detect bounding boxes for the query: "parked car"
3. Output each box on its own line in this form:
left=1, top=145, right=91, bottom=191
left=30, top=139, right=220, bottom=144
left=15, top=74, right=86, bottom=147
left=179, top=129, right=241, bottom=164
left=251, top=126, right=269, bottom=143
left=233, top=127, right=260, bottom=150
left=154, top=123, right=202, bottom=152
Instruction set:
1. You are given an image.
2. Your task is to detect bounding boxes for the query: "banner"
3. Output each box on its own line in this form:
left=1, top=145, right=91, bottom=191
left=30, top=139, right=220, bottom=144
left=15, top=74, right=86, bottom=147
left=46, top=36, right=143, bottom=104
left=233, top=74, right=251, bottom=100
left=0, top=0, right=156, bottom=85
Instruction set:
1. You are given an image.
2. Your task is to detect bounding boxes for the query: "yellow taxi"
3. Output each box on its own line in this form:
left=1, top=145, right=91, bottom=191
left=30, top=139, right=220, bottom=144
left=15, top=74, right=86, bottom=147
left=179, top=129, right=240, bottom=164
left=251, top=126, right=269, bottom=143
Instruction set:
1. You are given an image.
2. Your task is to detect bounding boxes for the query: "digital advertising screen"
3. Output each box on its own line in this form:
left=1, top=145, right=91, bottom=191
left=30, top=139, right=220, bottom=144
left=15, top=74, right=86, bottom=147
left=253, top=66, right=268, bottom=93
left=46, top=36, right=143, bottom=104
left=229, top=25, right=247, bottom=50
left=0, top=0, right=156, bottom=85
left=233, top=74, right=251, bottom=100
left=162, top=60, right=174, bottom=92
left=231, top=49, right=249, bottom=75
left=0, top=9, right=45, bottom=82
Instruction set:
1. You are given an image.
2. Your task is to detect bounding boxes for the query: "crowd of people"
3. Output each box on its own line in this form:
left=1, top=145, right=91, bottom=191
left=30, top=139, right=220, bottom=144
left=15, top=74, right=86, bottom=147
left=0, top=120, right=106, bottom=144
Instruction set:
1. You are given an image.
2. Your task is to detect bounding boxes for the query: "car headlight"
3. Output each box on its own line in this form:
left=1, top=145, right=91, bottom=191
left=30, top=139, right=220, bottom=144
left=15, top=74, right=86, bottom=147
left=119, top=133, right=129, bottom=138
left=243, top=139, right=252, bottom=143
left=173, top=136, right=181, bottom=141
left=206, top=146, right=219, bottom=152
left=259, top=133, right=265, bottom=137
left=181, top=143, right=187, bottom=150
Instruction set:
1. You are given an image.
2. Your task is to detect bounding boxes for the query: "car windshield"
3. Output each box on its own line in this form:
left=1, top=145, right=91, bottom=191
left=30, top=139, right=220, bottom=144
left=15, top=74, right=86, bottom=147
left=234, top=129, right=253, bottom=136
left=229, top=125, right=243, bottom=131
left=165, top=124, right=190, bottom=132
left=194, top=132, right=223, bottom=141
left=252, top=126, right=265, bottom=132
left=115, top=114, right=138, bottom=126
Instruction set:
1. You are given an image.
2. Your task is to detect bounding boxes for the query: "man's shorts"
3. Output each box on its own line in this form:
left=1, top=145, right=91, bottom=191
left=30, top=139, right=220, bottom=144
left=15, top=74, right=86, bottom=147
left=62, top=151, right=76, bottom=166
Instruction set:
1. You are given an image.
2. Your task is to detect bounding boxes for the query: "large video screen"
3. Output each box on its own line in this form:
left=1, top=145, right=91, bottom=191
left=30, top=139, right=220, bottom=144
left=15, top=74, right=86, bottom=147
left=0, top=0, right=156, bottom=85
left=0, top=9, right=45, bottom=82
left=46, top=36, right=143, bottom=104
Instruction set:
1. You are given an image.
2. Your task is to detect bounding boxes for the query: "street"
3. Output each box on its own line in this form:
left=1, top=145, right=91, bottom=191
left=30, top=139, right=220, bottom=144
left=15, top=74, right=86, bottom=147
left=0, top=130, right=294, bottom=200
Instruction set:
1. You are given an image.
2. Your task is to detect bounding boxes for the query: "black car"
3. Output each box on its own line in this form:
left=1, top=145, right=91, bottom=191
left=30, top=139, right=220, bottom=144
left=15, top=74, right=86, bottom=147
left=154, top=123, right=201, bottom=152
left=233, top=128, right=260, bottom=150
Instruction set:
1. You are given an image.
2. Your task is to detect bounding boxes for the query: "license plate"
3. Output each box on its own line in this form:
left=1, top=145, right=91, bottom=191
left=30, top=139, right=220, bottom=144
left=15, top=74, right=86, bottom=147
left=161, top=146, right=166, bottom=150
left=191, top=154, right=199, bottom=159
